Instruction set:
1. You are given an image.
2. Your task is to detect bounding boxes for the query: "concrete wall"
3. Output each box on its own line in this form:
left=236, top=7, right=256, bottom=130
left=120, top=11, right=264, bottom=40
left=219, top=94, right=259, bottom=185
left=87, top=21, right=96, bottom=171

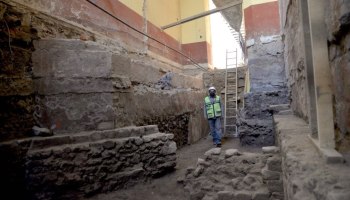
left=280, top=0, right=350, bottom=152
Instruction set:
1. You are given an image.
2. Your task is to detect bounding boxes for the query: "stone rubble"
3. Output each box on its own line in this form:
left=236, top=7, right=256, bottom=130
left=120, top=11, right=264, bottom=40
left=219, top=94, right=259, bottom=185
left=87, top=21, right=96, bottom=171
left=182, top=147, right=284, bottom=200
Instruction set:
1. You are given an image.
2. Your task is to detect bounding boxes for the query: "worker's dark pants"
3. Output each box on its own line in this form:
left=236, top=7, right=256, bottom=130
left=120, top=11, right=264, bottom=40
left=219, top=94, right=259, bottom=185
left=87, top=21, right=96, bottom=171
left=208, top=117, right=222, bottom=145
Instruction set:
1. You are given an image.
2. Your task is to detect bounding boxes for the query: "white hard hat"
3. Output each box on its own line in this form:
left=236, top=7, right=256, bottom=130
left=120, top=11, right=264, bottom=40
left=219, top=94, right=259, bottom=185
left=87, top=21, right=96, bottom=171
left=208, top=86, right=216, bottom=91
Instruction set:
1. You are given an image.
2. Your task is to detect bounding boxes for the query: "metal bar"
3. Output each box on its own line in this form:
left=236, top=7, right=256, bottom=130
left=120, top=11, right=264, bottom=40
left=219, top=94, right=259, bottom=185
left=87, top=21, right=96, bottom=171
left=85, top=0, right=207, bottom=71
left=161, top=0, right=242, bottom=30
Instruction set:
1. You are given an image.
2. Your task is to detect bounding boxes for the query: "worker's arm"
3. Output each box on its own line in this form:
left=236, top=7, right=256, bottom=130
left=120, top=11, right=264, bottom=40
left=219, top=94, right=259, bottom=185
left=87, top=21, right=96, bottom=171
left=203, top=102, right=207, bottom=119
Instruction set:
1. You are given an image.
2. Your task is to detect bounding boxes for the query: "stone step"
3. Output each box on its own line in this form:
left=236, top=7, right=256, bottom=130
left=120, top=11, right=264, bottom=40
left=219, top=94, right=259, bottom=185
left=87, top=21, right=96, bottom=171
left=269, top=104, right=290, bottom=113
left=27, top=132, right=174, bottom=154
left=1, top=125, right=159, bottom=151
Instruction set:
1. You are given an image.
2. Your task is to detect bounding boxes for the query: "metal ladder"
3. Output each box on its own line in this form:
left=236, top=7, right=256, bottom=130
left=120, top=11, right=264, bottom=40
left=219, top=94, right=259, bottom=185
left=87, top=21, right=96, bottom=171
left=224, top=49, right=238, bottom=137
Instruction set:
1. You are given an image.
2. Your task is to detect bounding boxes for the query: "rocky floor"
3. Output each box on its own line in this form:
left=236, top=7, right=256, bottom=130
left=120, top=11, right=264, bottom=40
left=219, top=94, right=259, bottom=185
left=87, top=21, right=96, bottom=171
left=87, top=136, right=262, bottom=200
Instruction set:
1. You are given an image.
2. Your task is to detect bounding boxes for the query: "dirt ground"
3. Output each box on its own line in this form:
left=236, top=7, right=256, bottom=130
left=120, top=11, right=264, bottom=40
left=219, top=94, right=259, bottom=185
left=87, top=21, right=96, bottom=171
left=88, top=135, right=261, bottom=200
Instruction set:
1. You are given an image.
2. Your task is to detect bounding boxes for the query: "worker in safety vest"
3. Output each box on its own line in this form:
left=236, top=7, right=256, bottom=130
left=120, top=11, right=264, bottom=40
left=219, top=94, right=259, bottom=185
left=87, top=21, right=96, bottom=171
left=204, top=86, right=223, bottom=147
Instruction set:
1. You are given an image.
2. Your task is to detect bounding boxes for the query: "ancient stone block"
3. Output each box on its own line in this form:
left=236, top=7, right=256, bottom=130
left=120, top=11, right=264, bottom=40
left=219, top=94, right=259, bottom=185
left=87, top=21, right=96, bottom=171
left=97, top=121, right=115, bottom=130
left=193, top=166, right=204, bottom=177
left=160, top=141, right=177, bottom=155
left=266, top=157, right=282, bottom=172
left=266, top=180, right=283, bottom=193
left=34, top=78, right=114, bottom=95
left=113, top=75, right=132, bottom=89
left=102, top=140, right=116, bottom=150
left=253, top=190, right=270, bottom=200
left=225, top=149, right=241, bottom=158
left=197, top=158, right=211, bottom=168
left=262, top=167, right=280, bottom=180
left=262, top=146, right=280, bottom=154
left=234, top=191, right=252, bottom=200
left=217, top=191, right=234, bottom=200
left=33, top=39, right=112, bottom=78
left=35, top=93, right=114, bottom=134
left=204, top=148, right=221, bottom=158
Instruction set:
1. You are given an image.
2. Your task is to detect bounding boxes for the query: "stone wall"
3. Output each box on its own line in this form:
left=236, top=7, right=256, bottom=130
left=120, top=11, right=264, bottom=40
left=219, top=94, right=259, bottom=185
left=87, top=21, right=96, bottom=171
left=325, top=0, right=350, bottom=152
left=280, top=0, right=309, bottom=122
left=0, top=2, right=37, bottom=141
left=247, top=36, right=286, bottom=93
left=238, top=91, right=289, bottom=146
left=280, top=0, right=350, bottom=151
left=0, top=1, right=209, bottom=146
left=275, top=114, right=350, bottom=200
left=0, top=125, right=177, bottom=200
left=238, top=35, right=289, bottom=146
left=32, top=39, right=207, bottom=146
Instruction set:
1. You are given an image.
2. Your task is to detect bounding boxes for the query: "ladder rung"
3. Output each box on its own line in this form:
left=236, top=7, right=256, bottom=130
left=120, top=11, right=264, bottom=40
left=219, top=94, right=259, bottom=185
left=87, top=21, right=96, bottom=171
left=226, top=116, right=237, bottom=118
left=226, top=108, right=236, bottom=110
left=225, top=125, right=236, bottom=127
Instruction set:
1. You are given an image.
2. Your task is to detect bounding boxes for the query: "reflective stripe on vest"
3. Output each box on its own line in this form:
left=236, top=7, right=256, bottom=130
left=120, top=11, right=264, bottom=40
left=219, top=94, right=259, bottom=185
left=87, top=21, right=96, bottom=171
left=204, top=96, right=222, bottom=119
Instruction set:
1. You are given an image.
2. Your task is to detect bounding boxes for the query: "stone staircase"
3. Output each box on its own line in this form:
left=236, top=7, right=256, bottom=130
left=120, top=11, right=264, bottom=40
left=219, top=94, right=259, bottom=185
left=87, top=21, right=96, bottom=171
left=0, top=125, right=177, bottom=200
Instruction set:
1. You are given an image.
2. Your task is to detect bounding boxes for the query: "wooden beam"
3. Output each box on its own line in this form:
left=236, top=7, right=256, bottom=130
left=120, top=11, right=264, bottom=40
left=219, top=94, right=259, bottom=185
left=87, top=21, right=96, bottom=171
left=161, top=0, right=242, bottom=30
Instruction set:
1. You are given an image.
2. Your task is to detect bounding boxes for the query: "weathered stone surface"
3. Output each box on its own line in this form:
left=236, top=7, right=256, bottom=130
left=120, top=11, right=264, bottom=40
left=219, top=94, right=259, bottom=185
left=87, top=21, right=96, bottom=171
left=217, top=191, right=234, bottom=200
left=225, top=149, right=241, bottom=158
left=245, top=34, right=285, bottom=93
left=197, top=158, right=211, bottom=168
left=269, top=104, right=290, bottom=113
left=0, top=127, right=177, bottom=200
left=266, top=157, right=282, bottom=172
left=262, top=146, right=280, bottom=154
left=266, top=180, right=283, bottom=193
left=204, top=148, right=221, bottom=158
left=238, top=90, right=289, bottom=146
left=97, top=121, right=115, bottom=130
left=184, top=151, right=274, bottom=200
left=35, top=93, right=114, bottom=134
left=33, top=40, right=112, bottom=78
left=0, top=77, right=33, bottom=96
left=253, top=190, right=270, bottom=200
left=34, top=78, right=114, bottom=95
left=275, top=114, right=350, bottom=200
left=261, top=167, right=280, bottom=180
left=113, top=75, right=132, bottom=89
left=234, top=191, right=252, bottom=200
left=193, top=166, right=204, bottom=177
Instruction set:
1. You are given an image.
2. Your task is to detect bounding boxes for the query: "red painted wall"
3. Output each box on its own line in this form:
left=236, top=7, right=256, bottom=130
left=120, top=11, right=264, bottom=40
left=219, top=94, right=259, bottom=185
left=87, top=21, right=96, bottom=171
left=182, top=41, right=212, bottom=65
left=35, top=0, right=210, bottom=66
left=244, top=1, right=280, bottom=39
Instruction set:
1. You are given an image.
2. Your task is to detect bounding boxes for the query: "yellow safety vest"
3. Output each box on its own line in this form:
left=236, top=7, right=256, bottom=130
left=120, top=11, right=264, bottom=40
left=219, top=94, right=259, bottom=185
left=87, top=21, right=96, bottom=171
left=204, top=96, right=222, bottom=119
